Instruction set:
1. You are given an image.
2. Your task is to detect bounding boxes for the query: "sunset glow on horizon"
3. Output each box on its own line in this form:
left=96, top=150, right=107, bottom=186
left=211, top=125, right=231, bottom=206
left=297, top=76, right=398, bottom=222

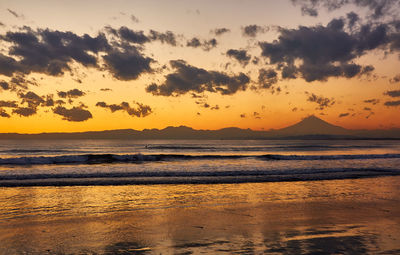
left=1, top=0, right=400, bottom=133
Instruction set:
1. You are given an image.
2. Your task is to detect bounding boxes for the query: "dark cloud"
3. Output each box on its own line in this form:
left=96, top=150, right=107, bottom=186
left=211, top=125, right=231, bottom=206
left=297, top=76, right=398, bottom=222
left=391, top=33, right=400, bottom=52
left=42, top=95, right=54, bottom=107
left=339, top=113, right=350, bottom=117
left=347, top=12, right=359, bottom=29
left=146, top=60, right=250, bottom=96
left=191, top=93, right=204, bottom=99
left=12, top=107, right=37, bottom=117
left=95, top=101, right=122, bottom=112
left=106, top=26, right=149, bottom=44
left=252, top=57, right=260, bottom=65
left=384, top=90, right=400, bottom=97
left=226, top=49, right=251, bottom=66
left=96, top=101, right=152, bottom=117
left=53, top=105, right=92, bottom=121
left=307, top=93, right=335, bottom=110
left=211, top=28, right=230, bottom=36
left=258, top=68, right=278, bottom=89
left=366, top=111, right=375, bottom=118
left=364, top=99, right=380, bottom=105
left=211, top=105, right=220, bottom=110
left=117, top=27, right=148, bottom=44
left=290, top=0, right=400, bottom=19
left=259, top=19, right=389, bottom=82
left=389, top=74, right=400, bottom=83
left=7, top=9, right=21, bottom=18
left=384, top=100, right=400, bottom=107
left=364, top=107, right=372, bottom=111
left=0, top=26, right=197, bottom=82
left=130, top=15, right=139, bottom=23
left=240, top=114, right=246, bottom=118
left=18, top=91, right=44, bottom=108
left=57, top=89, right=86, bottom=98
left=359, top=65, right=375, bottom=75
left=149, top=30, right=178, bottom=46
left=0, top=54, right=21, bottom=76
left=0, top=109, right=10, bottom=118
left=0, top=81, right=10, bottom=90
left=103, top=46, right=154, bottom=80
left=0, top=100, right=18, bottom=108
left=203, top=39, right=217, bottom=50
left=281, top=64, right=298, bottom=79
left=186, top=38, right=217, bottom=51
left=105, top=26, right=182, bottom=47
left=55, top=99, right=66, bottom=105
left=298, top=63, right=364, bottom=82
left=186, top=37, right=201, bottom=48
left=1, top=27, right=110, bottom=76
left=100, top=88, right=112, bottom=92
left=14, top=91, right=55, bottom=116
left=196, top=102, right=210, bottom=108
left=301, top=6, right=318, bottom=17
left=242, top=25, right=268, bottom=37
left=9, top=75, right=38, bottom=90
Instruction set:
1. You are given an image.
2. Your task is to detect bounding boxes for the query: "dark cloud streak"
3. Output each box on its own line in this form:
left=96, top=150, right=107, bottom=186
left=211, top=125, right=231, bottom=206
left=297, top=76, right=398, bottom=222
left=242, top=25, right=268, bottom=37
left=211, top=28, right=230, bottom=36
left=57, top=89, right=85, bottom=98
left=226, top=49, right=251, bottom=66
left=146, top=60, right=250, bottom=96
left=307, top=93, right=335, bottom=110
left=96, top=101, right=152, bottom=117
left=53, top=106, right=92, bottom=121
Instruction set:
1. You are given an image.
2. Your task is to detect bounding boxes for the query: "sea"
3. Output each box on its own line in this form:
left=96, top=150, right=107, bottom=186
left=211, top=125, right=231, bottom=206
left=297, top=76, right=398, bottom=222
left=0, top=139, right=400, bottom=186
left=1, top=139, right=400, bottom=254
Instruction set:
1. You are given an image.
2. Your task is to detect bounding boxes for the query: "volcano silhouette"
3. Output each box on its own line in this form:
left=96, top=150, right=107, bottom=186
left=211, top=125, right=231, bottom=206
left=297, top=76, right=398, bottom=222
left=277, top=115, right=348, bottom=136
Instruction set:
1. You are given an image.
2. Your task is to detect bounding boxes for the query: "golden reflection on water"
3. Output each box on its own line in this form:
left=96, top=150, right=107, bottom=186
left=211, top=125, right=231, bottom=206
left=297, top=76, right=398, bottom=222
left=0, top=177, right=400, bottom=254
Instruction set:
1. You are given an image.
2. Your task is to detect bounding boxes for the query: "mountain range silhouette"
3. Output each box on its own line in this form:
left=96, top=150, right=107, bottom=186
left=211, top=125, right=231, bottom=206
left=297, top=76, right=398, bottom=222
left=1, top=115, right=399, bottom=139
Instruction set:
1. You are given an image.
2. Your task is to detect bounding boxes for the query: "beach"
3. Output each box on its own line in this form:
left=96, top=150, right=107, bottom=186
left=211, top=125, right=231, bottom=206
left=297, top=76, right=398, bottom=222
left=1, top=176, right=400, bottom=254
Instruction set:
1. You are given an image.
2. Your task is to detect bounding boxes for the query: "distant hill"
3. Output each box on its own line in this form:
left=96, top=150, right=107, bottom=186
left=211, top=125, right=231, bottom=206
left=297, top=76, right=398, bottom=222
left=1, top=115, right=400, bottom=140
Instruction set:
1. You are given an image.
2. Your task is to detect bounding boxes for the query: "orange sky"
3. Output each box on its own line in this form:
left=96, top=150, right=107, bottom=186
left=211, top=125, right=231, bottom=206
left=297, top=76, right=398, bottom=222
left=0, top=0, right=400, bottom=133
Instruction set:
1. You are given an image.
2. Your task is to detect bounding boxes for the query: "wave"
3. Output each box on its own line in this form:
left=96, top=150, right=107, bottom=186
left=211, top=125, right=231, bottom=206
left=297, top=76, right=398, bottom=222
left=0, top=149, right=75, bottom=153
left=145, top=144, right=386, bottom=151
left=1, top=153, right=400, bottom=166
left=0, top=167, right=398, bottom=187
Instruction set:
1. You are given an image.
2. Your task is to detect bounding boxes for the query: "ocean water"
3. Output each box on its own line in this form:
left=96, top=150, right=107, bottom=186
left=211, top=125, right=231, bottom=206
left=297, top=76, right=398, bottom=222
left=1, top=139, right=400, bottom=254
left=0, top=139, right=400, bottom=186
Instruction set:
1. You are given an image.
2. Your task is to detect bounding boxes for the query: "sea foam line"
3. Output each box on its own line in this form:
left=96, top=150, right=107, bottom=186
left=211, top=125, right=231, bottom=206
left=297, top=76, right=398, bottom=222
left=0, top=153, right=400, bottom=165
left=0, top=168, right=398, bottom=187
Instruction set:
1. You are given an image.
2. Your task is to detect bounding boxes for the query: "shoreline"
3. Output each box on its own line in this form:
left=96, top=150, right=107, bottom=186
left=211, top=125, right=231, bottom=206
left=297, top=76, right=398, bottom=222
left=1, top=176, right=400, bottom=254
left=0, top=171, right=399, bottom=187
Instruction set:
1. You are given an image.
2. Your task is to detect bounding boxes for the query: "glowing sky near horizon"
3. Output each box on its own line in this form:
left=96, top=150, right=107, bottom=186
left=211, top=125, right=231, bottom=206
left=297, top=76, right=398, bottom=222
left=0, top=0, right=400, bottom=133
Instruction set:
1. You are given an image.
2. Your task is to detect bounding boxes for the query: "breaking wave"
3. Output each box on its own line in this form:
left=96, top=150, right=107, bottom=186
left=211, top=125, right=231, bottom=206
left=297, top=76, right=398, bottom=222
left=1, top=153, right=400, bottom=165
left=0, top=167, right=398, bottom=187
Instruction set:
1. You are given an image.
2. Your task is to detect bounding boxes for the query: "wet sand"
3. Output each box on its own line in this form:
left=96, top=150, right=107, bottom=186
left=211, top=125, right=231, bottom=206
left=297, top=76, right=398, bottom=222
left=1, top=176, right=400, bottom=254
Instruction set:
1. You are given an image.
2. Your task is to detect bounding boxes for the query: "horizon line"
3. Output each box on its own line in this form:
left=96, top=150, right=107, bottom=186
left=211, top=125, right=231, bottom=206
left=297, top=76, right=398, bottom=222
left=1, top=120, right=399, bottom=135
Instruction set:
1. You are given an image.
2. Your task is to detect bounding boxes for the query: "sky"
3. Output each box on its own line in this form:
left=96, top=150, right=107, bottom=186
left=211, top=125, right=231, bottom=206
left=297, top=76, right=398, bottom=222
left=0, top=0, right=400, bottom=133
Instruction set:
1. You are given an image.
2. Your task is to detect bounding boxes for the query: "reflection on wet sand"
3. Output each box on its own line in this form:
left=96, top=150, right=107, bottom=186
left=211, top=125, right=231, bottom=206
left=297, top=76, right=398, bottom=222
left=0, top=176, right=400, bottom=254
